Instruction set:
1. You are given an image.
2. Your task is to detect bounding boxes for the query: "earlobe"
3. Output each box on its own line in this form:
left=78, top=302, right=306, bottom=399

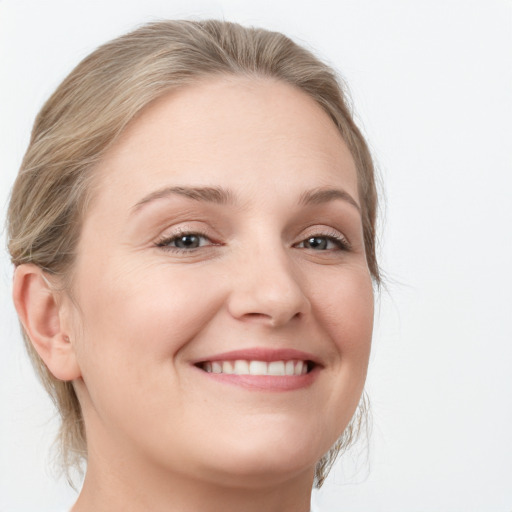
left=12, top=264, right=82, bottom=381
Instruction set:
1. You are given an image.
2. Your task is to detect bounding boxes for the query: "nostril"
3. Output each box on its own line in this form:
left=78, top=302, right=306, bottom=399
left=241, top=312, right=274, bottom=324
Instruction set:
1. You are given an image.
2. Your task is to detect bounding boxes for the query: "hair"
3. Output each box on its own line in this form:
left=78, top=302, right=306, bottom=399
left=7, top=19, right=379, bottom=488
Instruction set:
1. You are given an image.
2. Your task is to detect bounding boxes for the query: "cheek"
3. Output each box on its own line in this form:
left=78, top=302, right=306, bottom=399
left=309, top=264, right=374, bottom=405
left=303, top=266, right=373, bottom=445
left=71, top=258, right=226, bottom=375
left=69, top=259, right=230, bottom=432
left=313, top=267, right=374, bottom=350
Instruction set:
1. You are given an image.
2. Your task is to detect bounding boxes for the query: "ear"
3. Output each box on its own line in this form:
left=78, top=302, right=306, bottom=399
left=12, top=264, right=81, bottom=381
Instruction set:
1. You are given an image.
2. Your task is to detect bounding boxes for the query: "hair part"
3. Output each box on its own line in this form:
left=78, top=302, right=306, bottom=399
left=7, top=19, right=379, bottom=487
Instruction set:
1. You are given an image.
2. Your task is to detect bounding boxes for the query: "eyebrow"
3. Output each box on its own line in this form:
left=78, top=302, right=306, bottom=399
left=130, top=186, right=234, bottom=214
left=130, top=185, right=360, bottom=214
left=298, top=187, right=361, bottom=212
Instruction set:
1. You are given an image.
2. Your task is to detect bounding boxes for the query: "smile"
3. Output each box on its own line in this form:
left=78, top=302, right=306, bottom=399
left=192, top=348, right=320, bottom=390
left=197, top=359, right=311, bottom=376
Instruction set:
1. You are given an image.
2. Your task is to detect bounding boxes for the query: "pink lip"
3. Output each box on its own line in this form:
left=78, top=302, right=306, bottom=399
left=192, top=347, right=321, bottom=365
left=191, top=347, right=322, bottom=392
left=196, top=369, right=320, bottom=392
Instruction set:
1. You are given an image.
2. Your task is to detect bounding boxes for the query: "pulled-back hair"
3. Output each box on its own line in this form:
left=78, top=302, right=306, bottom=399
left=7, top=19, right=378, bottom=487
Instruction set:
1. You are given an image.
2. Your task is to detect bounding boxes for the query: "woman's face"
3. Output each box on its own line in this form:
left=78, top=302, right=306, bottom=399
left=67, top=77, right=374, bottom=487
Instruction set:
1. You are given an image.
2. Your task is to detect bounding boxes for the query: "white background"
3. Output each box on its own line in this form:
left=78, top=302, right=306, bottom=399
left=1, top=1, right=511, bottom=511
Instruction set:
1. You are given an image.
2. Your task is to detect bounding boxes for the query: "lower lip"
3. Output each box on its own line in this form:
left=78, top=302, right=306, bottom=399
left=194, top=365, right=320, bottom=391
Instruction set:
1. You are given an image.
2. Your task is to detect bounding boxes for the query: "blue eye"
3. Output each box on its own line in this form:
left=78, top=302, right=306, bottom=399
left=156, top=233, right=211, bottom=251
left=297, top=235, right=349, bottom=251
left=173, top=234, right=203, bottom=249
left=156, top=231, right=349, bottom=253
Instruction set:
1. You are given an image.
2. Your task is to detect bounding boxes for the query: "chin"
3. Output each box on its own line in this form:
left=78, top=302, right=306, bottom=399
left=193, top=424, right=328, bottom=488
left=202, top=453, right=318, bottom=490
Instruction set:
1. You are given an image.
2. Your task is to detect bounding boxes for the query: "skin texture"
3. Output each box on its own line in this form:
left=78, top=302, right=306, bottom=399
left=14, top=77, right=374, bottom=512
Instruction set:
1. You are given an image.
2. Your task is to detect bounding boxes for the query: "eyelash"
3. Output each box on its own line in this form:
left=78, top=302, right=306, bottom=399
left=295, top=231, right=351, bottom=252
left=155, top=231, right=217, bottom=252
left=155, top=230, right=351, bottom=253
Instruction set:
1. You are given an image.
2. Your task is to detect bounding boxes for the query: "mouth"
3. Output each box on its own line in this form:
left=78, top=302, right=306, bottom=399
left=195, top=359, right=315, bottom=376
left=191, top=348, right=320, bottom=391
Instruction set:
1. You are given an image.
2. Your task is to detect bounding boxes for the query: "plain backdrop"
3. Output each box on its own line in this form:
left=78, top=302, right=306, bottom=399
left=1, top=1, right=511, bottom=511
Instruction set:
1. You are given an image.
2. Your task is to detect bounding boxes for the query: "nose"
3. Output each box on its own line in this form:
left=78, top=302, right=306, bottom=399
left=226, top=244, right=311, bottom=328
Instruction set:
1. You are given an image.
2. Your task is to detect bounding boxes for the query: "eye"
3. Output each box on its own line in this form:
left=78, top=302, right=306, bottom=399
left=156, top=232, right=213, bottom=251
left=295, top=233, right=350, bottom=251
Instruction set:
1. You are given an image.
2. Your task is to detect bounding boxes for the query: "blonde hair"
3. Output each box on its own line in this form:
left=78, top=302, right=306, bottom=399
left=7, top=19, right=379, bottom=487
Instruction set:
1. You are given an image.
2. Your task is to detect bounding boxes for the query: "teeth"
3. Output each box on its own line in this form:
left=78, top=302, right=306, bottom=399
left=234, top=360, right=249, bottom=374
left=249, top=360, right=267, bottom=375
left=223, top=361, right=235, bottom=374
left=202, top=359, right=310, bottom=376
left=268, top=361, right=285, bottom=376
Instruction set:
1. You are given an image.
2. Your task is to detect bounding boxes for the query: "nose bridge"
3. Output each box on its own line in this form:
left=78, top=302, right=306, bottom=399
left=227, top=234, right=310, bottom=326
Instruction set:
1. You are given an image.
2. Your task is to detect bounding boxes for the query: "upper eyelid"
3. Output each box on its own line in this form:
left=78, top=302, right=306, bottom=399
left=297, top=226, right=349, bottom=241
left=156, top=222, right=217, bottom=240
left=156, top=226, right=347, bottom=237
left=155, top=222, right=349, bottom=238
left=152, top=217, right=352, bottom=242
left=155, top=229, right=350, bottom=250
left=301, top=228, right=346, bottom=237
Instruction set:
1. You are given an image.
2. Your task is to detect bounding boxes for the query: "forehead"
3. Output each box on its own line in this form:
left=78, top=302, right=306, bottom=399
left=89, top=76, right=359, bottom=214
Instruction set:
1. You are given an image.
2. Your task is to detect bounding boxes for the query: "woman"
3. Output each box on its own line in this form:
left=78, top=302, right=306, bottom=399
left=7, top=19, right=379, bottom=511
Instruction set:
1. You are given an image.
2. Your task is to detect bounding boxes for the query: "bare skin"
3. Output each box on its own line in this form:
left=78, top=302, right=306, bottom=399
left=14, top=76, right=374, bottom=511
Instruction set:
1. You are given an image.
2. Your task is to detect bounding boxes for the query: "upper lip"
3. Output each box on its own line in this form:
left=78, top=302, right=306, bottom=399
left=192, top=347, right=322, bottom=366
